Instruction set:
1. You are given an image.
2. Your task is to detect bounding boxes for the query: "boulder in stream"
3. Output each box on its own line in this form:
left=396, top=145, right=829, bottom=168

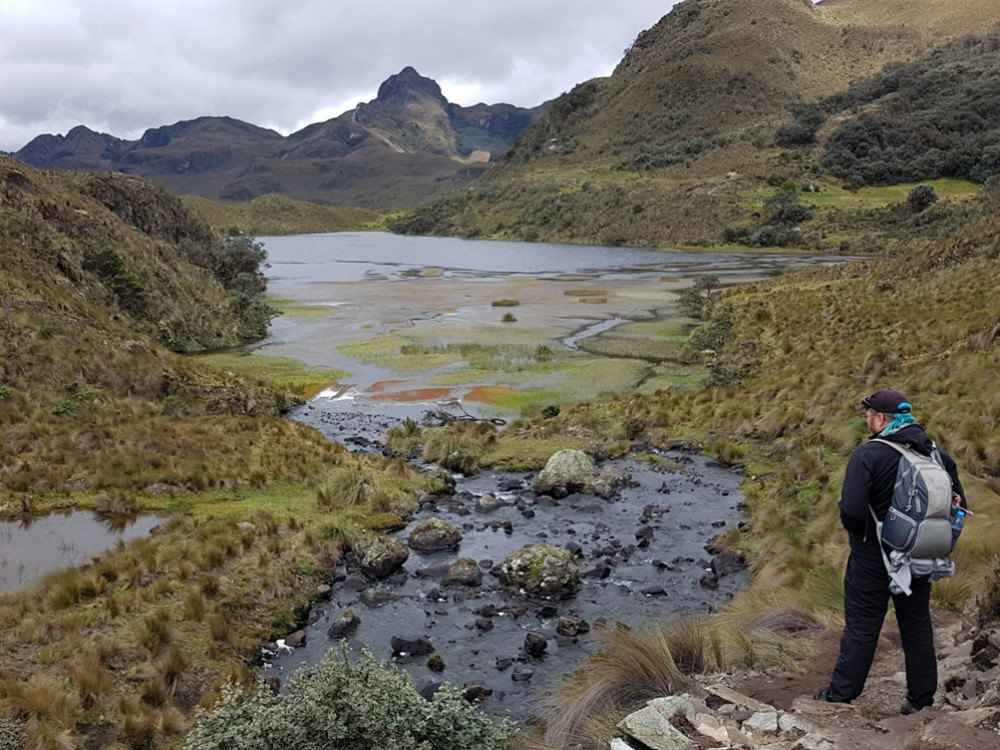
left=352, top=535, right=409, bottom=580
left=408, top=517, right=463, bottom=551
left=533, top=449, right=597, bottom=496
left=496, top=542, right=581, bottom=599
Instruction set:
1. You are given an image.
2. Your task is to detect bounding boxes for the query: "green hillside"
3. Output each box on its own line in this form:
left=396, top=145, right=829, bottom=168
left=388, top=0, right=1000, bottom=249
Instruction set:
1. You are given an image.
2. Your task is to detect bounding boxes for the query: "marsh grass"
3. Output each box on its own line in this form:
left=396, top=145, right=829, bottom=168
left=422, top=432, right=484, bottom=474
left=193, top=351, right=346, bottom=399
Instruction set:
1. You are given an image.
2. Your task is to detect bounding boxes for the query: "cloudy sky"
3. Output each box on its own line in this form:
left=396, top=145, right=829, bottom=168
left=0, top=0, right=679, bottom=153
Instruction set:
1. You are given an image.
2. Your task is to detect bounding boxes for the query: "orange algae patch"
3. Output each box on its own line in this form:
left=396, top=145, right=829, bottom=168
left=464, top=385, right=516, bottom=405
left=367, top=380, right=409, bottom=393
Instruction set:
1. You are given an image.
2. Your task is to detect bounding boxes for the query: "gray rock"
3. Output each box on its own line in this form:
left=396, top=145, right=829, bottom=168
left=444, top=557, right=482, bottom=587
left=533, top=449, right=597, bottom=495
left=496, top=543, right=581, bottom=599
left=327, top=610, right=361, bottom=638
left=617, top=706, right=699, bottom=750
left=391, top=635, right=434, bottom=656
left=408, top=517, right=463, bottom=551
left=352, top=535, right=409, bottom=580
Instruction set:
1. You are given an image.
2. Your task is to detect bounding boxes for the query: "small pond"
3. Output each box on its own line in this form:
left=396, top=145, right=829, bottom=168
left=0, top=512, right=162, bottom=592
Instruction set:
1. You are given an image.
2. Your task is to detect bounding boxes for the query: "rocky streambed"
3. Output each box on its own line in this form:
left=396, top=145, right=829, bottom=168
left=264, top=400, right=748, bottom=723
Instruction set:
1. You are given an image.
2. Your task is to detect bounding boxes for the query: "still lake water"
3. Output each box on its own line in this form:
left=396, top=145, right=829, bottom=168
left=259, top=231, right=848, bottom=285
left=256, top=232, right=855, bottom=401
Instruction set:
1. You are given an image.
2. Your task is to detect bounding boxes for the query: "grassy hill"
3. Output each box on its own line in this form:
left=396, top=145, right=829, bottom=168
left=388, top=0, right=1000, bottom=248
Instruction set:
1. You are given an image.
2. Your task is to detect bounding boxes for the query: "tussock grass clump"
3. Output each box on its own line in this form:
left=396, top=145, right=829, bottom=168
left=422, top=432, right=484, bottom=475
left=317, top=466, right=376, bottom=508
left=491, top=298, right=520, bottom=307
left=538, top=616, right=809, bottom=749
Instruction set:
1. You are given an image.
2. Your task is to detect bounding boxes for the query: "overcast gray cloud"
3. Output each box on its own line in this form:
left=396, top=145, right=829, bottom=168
left=0, top=0, right=677, bottom=153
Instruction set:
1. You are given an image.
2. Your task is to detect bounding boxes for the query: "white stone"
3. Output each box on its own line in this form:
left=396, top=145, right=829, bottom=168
left=778, top=712, right=814, bottom=733
left=743, top=710, right=779, bottom=734
left=617, top=706, right=699, bottom=750
left=705, top=683, right=775, bottom=712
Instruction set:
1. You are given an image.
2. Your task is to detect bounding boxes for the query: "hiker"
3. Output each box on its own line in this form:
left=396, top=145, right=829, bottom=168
left=813, top=388, right=967, bottom=714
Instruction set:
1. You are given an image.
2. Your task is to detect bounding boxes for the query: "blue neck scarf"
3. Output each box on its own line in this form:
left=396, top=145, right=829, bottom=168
left=879, top=412, right=915, bottom=437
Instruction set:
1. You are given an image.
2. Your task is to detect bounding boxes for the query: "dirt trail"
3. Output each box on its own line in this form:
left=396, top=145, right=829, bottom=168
left=708, top=608, right=1000, bottom=749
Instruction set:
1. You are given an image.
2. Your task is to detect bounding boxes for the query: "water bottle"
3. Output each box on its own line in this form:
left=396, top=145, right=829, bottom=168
left=950, top=508, right=965, bottom=552
left=951, top=509, right=966, bottom=531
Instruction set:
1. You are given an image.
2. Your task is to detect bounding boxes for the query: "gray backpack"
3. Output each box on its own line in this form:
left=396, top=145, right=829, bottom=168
left=870, top=438, right=954, bottom=559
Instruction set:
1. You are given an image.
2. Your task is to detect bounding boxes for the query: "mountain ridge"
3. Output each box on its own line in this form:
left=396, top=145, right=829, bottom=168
left=13, top=67, right=544, bottom=208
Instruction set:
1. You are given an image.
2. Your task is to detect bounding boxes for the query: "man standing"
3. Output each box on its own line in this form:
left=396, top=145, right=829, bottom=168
left=813, top=388, right=967, bottom=714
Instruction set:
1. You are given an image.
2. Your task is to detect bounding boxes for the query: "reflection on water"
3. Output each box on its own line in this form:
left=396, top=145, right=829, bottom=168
left=0, top=512, right=161, bottom=592
left=259, top=231, right=856, bottom=285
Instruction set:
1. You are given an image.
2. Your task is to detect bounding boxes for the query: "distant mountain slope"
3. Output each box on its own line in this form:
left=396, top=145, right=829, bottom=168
left=390, top=0, right=1000, bottom=247
left=13, top=68, right=544, bottom=209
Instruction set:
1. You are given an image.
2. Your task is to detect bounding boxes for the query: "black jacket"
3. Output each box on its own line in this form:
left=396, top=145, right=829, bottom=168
left=838, top=423, right=966, bottom=549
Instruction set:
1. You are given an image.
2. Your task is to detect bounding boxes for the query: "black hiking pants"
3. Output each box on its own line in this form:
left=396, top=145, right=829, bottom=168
left=827, top=544, right=937, bottom=708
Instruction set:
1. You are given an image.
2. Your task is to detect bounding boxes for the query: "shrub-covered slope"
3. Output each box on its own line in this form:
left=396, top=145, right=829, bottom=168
left=0, top=156, right=341, bottom=496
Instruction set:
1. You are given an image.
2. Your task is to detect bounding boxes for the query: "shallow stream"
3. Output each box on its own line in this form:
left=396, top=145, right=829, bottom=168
left=267, top=403, right=747, bottom=722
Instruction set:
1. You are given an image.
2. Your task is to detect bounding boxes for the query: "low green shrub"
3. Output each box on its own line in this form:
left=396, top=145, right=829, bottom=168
left=183, top=647, right=517, bottom=750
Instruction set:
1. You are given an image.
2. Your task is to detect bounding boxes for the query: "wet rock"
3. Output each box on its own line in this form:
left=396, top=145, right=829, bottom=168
left=523, top=632, right=548, bottom=658
left=316, top=584, right=333, bottom=600
left=591, top=465, right=635, bottom=499
left=496, top=543, right=581, bottom=599
left=533, top=449, right=597, bottom=496
left=425, top=587, right=447, bottom=602
left=475, top=618, right=494, bottom=631
left=415, top=562, right=453, bottom=579
left=444, top=557, right=482, bottom=587
left=711, top=548, right=747, bottom=577
left=391, top=635, right=435, bottom=656
left=636, top=525, right=654, bottom=547
left=476, top=493, right=503, bottom=512
left=583, top=561, right=612, bottom=580
left=408, top=517, right=463, bottom=551
left=557, top=616, right=591, bottom=636
left=641, top=586, right=669, bottom=597
left=496, top=656, right=514, bottom=671
left=463, top=684, right=492, bottom=702
left=427, top=653, right=445, bottom=672
left=352, top=535, right=409, bottom=580
left=284, top=630, right=307, bottom=648
left=700, top=573, right=720, bottom=590
left=511, top=665, right=534, bottom=682
left=474, top=603, right=498, bottom=617
left=327, top=609, right=361, bottom=638
left=360, top=588, right=400, bottom=607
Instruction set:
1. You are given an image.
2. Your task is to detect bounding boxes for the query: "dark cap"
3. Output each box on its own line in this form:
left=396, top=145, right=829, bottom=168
left=860, top=388, right=911, bottom=414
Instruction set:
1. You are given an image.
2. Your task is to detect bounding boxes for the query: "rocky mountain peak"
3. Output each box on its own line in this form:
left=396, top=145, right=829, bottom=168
left=375, top=66, right=446, bottom=105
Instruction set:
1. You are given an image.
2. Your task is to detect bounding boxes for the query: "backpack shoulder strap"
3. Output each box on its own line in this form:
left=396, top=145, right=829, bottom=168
left=872, top=437, right=946, bottom=468
left=870, top=437, right=908, bottom=455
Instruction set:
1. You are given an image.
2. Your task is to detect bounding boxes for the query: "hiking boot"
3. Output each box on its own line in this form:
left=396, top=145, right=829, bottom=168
left=812, top=686, right=850, bottom=704
left=901, top=700, right=923, bottom=715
